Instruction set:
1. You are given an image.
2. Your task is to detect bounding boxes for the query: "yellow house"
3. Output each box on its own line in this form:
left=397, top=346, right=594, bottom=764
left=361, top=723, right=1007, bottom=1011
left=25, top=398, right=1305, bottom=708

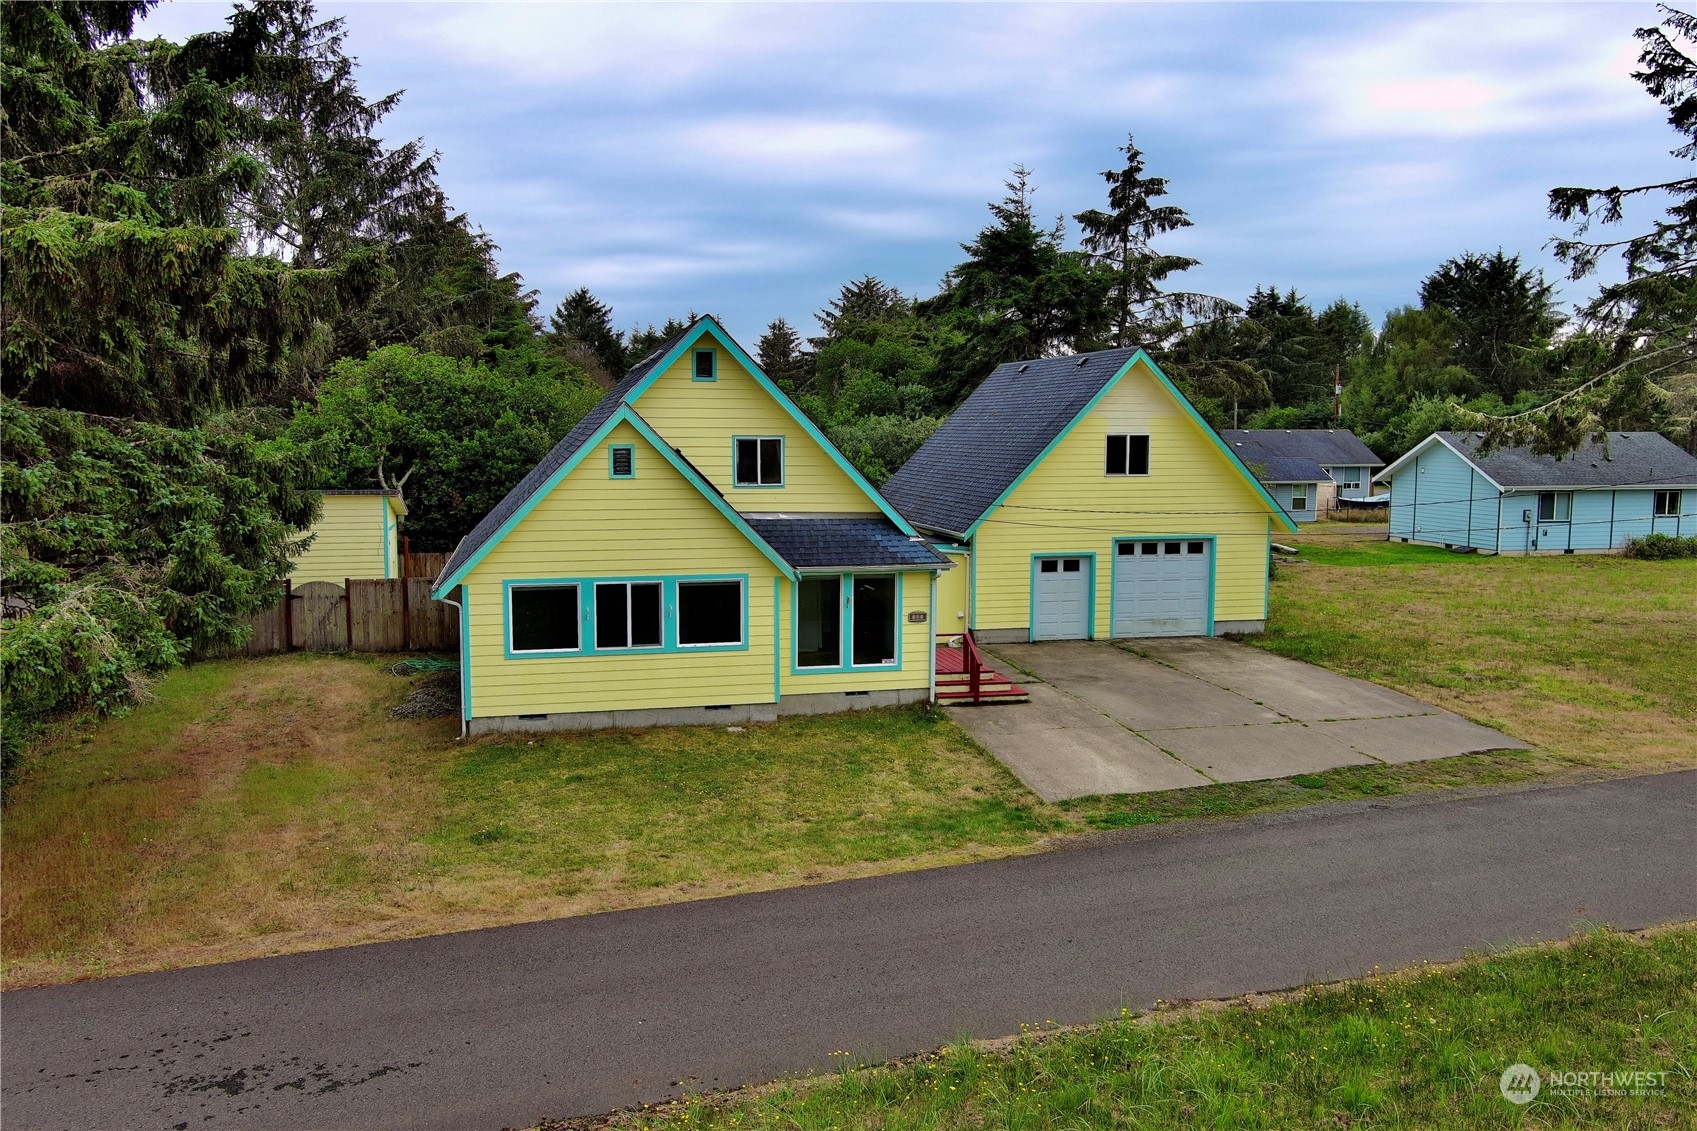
left=431, top=316, right=950, bottom=734
left=290, top=489, right=406, bottom=584
left=883, top=348, right=1295, bottom=643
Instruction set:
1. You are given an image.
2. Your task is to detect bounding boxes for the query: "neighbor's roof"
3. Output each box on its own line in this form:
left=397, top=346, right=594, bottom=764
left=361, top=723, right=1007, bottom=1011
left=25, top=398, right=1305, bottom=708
left=1416, top=431, right=1697, bottom=489
left=882, top=347, right=1143, bottom=537
left=435, top=318, right=706, bottom=586
left=743, top=515, right=951, bottom=570
left=1221, top=429, right=1384, bottom=468
left=1250, top=456, right=1330, bottom=484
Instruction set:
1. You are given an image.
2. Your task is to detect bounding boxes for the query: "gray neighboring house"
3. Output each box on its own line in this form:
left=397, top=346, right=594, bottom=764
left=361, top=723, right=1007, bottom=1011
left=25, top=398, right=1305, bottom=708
left=1221, top=429, right=1386, bottom=518
left=1381, top=431, right=1697, bottom=554
left=1251, top=456, right=1330, bottom=523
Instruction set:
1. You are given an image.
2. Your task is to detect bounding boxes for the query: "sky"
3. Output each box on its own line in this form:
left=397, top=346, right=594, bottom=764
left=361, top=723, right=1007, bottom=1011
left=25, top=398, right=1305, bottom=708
left=139, top=1, right=1684, bottom=347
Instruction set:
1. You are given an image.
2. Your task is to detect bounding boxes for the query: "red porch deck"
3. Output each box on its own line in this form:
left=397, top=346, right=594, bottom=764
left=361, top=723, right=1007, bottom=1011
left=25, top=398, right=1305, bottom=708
left=935, top=634, right=1029, bottom=704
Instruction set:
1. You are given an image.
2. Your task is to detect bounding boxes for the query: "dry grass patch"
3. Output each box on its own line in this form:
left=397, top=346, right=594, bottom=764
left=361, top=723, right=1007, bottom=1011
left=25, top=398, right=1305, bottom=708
left=2, top=656, right=1052, bottom=987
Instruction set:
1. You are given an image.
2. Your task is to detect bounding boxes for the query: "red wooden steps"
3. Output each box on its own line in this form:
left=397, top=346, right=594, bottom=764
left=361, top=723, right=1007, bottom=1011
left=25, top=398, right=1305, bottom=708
left=935, top=634, right=1030, bottom=704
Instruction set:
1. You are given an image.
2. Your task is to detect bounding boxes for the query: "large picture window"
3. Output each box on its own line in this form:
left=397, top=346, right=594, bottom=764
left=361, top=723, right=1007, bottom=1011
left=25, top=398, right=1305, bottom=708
left=1105, top=434, right=1150, bottom=476
left=851, top=576, right=897, bottom=666
left=797, top=576, right=841, bottom=667
left=595, top=582, right=662, bottom=649
left=734, top=437, right=784, bottom=486
left=510, top=585, right=580, bottom=653
left=678, top=580, right=743, bottom=646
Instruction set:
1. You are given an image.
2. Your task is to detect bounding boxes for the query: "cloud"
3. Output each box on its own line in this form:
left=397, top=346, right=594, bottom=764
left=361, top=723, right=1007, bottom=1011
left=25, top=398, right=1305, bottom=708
left=682, top=117, right=923, bottom=173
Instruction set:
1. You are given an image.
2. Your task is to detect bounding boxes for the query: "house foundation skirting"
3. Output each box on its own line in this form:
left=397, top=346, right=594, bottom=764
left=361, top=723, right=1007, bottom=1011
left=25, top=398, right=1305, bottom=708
left=1212, top=619, right=1266, bottom=635
left=466, top=686, right=931, bottom=735
left=974, top=623, right=1266, bottom=644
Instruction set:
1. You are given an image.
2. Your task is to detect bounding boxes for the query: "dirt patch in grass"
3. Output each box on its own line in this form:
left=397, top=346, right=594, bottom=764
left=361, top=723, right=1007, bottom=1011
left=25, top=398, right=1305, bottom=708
left=563, top=924, right=1696, bottom=1130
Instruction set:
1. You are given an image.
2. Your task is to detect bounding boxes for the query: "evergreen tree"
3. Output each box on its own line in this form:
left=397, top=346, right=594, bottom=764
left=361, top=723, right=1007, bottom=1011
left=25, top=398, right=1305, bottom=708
left=548, top=286, right=627, bottom=380
left=814, top=277, right=910, bottom=345
left=624, top=316, right=693, bottom=370
left=1419, top=250, right=1559, bottom=399
left=757, top=317, right=812, bottom=392
left=1074, top=135, right=1230, bottom=348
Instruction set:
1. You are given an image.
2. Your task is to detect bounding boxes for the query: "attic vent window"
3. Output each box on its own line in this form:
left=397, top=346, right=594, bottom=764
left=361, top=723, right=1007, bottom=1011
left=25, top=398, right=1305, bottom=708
left=693, top=349, right=717, bottom=381
left=609, top=446, right=635, bottom=478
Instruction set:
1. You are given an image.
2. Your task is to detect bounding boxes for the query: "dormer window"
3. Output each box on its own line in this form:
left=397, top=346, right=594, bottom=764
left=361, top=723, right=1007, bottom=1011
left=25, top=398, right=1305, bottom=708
left=1106, top=434, right=1150, bottom=476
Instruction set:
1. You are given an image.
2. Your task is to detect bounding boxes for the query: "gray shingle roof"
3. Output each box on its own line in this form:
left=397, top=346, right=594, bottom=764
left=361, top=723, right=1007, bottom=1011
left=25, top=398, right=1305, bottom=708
left=435, top=318, right=706, bottom=588
left=882, top=347, right=1143, bottom=537
left=1221, top=429, right=1384, bottom=468
left=1436, top=431, right=1697, bottom=488
left=743, top=516, right=950, bottom=569
left=1247, top=456, right=1329, bottom=484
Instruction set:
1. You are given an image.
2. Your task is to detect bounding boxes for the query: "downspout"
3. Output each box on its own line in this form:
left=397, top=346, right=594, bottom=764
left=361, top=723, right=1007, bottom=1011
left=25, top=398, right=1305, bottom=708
left=928, top=570, right=938, bottom=705
left=438, top=589, right=468, bottom=740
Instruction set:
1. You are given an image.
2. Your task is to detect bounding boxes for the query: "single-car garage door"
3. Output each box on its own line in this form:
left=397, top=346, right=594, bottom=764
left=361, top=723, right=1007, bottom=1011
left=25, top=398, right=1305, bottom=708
left=1033, top=556, right=1090, bottom=640
left=1112, top=540, right=1211, bottom=637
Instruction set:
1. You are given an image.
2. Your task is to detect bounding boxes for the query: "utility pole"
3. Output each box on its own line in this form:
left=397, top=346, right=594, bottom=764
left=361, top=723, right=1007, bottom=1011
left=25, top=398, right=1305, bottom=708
left=1333, top=366, right=1342, bottom=423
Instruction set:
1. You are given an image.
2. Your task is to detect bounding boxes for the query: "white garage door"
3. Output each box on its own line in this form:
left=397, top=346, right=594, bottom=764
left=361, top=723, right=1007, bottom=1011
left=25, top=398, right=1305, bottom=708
left=1033, top=557, right=1090, bottom=640
left=1112, top=540, right=1211, bottom=637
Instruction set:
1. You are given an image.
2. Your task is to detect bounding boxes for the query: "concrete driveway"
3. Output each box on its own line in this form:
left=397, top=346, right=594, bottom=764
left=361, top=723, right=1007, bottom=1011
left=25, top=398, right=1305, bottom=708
left=948, top=638, right=1529, bottom=802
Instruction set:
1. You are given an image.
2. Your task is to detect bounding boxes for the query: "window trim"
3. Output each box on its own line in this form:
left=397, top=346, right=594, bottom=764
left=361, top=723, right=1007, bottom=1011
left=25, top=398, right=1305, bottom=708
left=676, top=577, right=747, bottom=648
left=1654, top=489, right=1683, bottom=517
left=502, top=575, right=750, bottom=659
left=1105, top=433, right=1151, bottom=477
left=505, top=581, right=583, bottom=657
left=693, top=348, right=717, bottom=382
left=594, top=580, right=665, bottom=652
left=790, top=572, right=904, bottom=674
left=608, top=444, right=635, bottom=479
left=732, top=435, right=786, bottom=488
left=1290, top=484, right=1312, bottom=512
left=1537, top=490, right=1573, bottom=523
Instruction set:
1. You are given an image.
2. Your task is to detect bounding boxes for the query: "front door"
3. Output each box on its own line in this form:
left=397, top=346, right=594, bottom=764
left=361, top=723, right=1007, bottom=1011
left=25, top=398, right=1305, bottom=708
left=1033, top=557, right=1090, bottom=640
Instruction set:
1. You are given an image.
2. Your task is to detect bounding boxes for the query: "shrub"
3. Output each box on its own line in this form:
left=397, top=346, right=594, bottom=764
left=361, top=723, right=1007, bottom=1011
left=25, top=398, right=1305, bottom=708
left=1623, top=533, right=1697, bottom=560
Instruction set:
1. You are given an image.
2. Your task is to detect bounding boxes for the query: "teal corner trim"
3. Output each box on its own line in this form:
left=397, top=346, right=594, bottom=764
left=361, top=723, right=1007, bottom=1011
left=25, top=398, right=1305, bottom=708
left=608, top=444, right=635, bottom=478
left=1104, top=536, right=1218, bottom=638
left=730, top=435, right=786, bottom=488
left=381, top=495, right=393, bottom=578
left=433, top=403, right=796, bottom=597
left=624, top=319, right=923, bottom=536
left=961, top=351, right=1296, bottom=538
left=789, top=572, right=905, bottom=675
left=459, top=587, right=471, bottom=721
left=967, top=540, right=976, bottom=630
left=772, top=579, right=783, bottom=703
left=1263, top=515, right=1272, bottom=620
left=501, top=574, right=752, bottom=660
left=1027, top=552, right=1096, bottom=642
left=693, top=348, right=717, bottom=381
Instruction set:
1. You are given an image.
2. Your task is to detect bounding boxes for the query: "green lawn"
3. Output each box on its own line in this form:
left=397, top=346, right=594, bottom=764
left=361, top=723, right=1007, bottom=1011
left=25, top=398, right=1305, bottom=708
left=574, top=926, right=1696, bottom=1130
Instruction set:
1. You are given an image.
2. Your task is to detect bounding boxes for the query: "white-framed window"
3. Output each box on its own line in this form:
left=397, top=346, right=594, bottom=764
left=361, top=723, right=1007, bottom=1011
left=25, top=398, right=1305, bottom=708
left=677, top=579, right=743, bottom=646
left=1105, top=434, right=1150, bottom=476
left=1537, top=491, right=1572, bottom=523
left=1654, top=489, right=1684, bottom=517
left=796, top=574, right=897, bottom=669
left=1333, top=467, right=1361, bottom=489
left=594, top=581, right=663, bottom=649
left=851, top=576, right=897, bottom=666
left=509, top=584, right=580, bottom=654
left=734, top=436, right=783, bottom=486
left=1291, top=484, right=1312, bottom=512
left=797, top=576, right=841, bottom=668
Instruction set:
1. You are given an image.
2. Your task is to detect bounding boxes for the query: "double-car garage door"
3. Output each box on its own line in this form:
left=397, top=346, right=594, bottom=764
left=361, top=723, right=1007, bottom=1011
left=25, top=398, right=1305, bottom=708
left=1032, top=540, right=1211, bottom=640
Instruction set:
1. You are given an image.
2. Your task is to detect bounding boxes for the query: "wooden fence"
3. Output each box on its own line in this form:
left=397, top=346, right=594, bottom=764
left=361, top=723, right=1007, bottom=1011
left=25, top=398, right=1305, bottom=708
left=212, top=576, right=459, bottom=658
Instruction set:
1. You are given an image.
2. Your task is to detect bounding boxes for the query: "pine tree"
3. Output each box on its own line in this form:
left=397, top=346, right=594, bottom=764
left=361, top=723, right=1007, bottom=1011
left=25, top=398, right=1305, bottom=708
left=1074, top=135, right=1229, bottom=348
left=757, top=317, right=812, bottom=391
left=1419, top=251, right=1559, bottom=399
left=548, top=287, right=626, bottom=379
left=814, top=276, right=909, bottom=344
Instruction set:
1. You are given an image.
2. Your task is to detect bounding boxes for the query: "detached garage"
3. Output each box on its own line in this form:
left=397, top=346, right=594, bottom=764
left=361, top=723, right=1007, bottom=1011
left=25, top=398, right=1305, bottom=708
left=883, top=347, right=1295, bottom=644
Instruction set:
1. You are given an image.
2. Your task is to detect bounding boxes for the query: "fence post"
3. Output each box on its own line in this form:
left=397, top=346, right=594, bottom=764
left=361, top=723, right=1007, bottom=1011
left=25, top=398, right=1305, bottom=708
left=401, top=575, right=412, bottom=652
left=345, top=578, right=354, bottom=652
left=283, top=577, right=294, bottom=651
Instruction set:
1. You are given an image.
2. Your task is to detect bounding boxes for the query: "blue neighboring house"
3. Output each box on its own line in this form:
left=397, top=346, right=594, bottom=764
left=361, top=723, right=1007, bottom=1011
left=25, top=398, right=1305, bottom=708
left=1221, top=429, right=1385, bottom=521
left=1249, top=456, right=1329, bottom=523
left=1380, top=431, right=1697, bottom=554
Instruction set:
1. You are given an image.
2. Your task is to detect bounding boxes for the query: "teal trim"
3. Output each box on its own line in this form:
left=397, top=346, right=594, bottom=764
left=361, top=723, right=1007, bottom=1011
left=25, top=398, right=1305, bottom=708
left=961, top=351, right=1297, bottom=538
left=458, top=587, right=471, bottom=721
left=1027, top=553, right=1096, bottom=642
left=967, top=539, right=976, bottom=630
left=620, top=319, right=923, bottom=536
left=789, top=572, right=905, bottom=675
left=731, top=435, right=786, bottom=488
left=931, top=543, right=969, bottom=554
left=608, top=444, right=635, bottom=478
left=692, top=348, right=717, bottom=381
left=772, top=579, right=783, bottom=703
left=502, top=574, right=751, bottom=660
left=1263, top=515, right=1272, bottom=621
left=380, top=496, right=393, bottom=578
left=433, top=404, right=796, bottom=596
left=1105, top=536, right=1218, bottom=638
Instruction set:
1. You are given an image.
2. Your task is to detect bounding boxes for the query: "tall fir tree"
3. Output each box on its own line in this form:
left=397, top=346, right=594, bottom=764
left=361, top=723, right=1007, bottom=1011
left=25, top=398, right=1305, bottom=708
left=548, top=286, right=626, bottom=380
left=757, top=317, right=812, bottom=391
left=1419, top=250, right=1559, bottom=400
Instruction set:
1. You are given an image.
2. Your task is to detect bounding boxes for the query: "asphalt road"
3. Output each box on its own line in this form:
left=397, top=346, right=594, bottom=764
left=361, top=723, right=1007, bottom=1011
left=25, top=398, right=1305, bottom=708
left=6, top=771, right=1695, bottom=1131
